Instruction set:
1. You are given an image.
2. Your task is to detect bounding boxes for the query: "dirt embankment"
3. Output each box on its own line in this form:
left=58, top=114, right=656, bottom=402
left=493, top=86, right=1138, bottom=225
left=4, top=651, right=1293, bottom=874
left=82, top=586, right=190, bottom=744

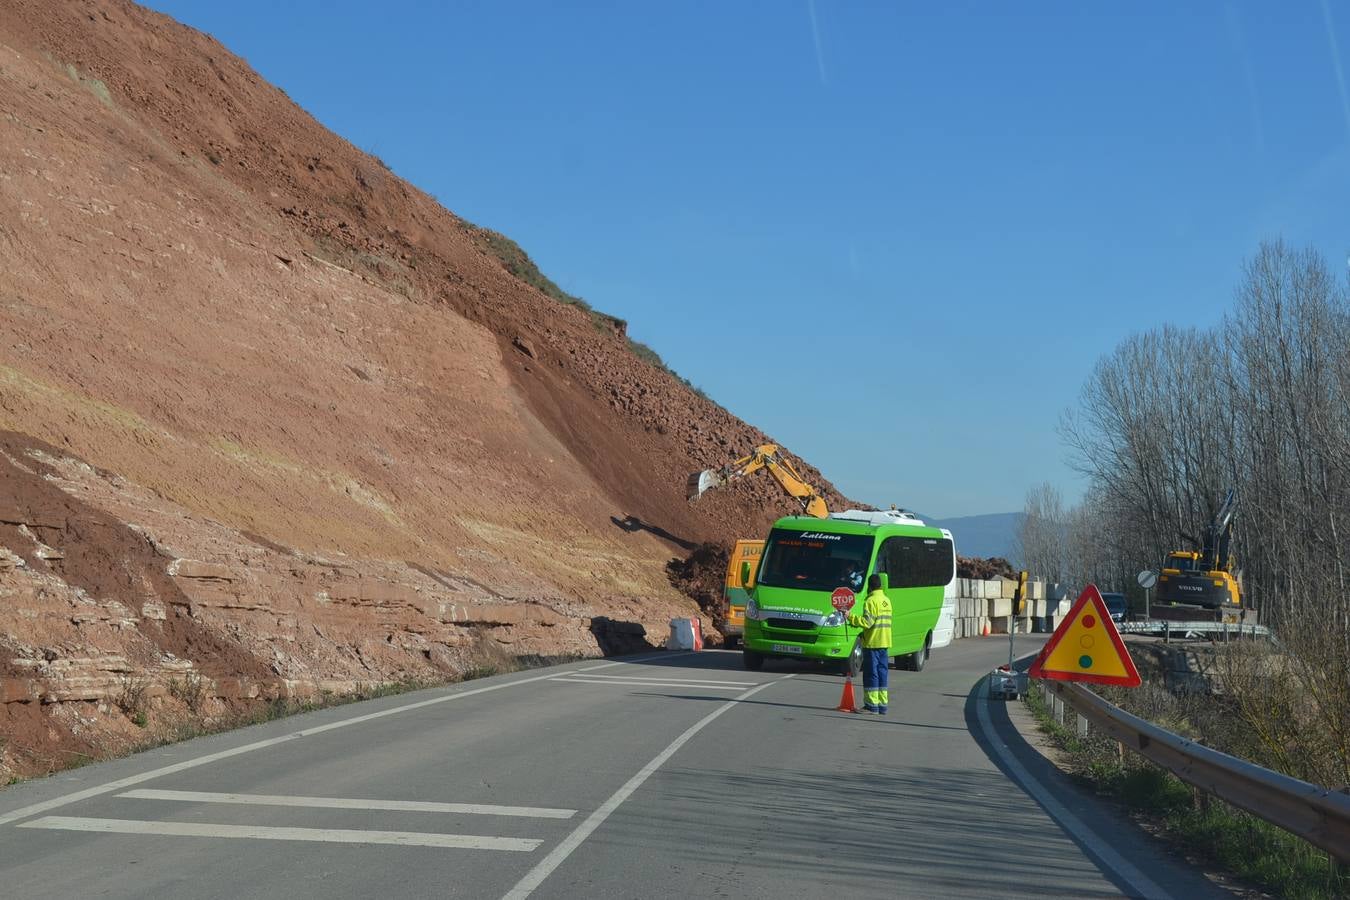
left=0, top=0, right=856, bottom=778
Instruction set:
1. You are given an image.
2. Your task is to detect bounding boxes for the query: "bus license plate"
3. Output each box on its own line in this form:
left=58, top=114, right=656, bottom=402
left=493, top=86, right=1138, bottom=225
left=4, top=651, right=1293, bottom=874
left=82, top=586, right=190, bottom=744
left=771, top=644, right=803, bottom=654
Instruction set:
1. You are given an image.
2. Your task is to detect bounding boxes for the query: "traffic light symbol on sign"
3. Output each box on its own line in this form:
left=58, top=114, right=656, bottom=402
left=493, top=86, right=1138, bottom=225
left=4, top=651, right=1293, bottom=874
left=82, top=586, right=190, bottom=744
left=1028, top=584, right=1141, bottom=687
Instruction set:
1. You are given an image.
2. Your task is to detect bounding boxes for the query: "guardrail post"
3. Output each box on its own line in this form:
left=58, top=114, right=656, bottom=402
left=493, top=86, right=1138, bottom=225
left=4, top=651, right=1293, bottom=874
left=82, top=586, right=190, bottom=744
left=1163, top=621, right=1170, bottom=644
left=1076, top=714, right=1088, bottom=738
left=1052, top=693, right=1064, bottom=726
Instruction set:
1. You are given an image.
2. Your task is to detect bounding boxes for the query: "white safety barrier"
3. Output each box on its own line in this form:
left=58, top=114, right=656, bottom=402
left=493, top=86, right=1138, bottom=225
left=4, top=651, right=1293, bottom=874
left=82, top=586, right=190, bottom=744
left=666, top=618, right=703, bottom=651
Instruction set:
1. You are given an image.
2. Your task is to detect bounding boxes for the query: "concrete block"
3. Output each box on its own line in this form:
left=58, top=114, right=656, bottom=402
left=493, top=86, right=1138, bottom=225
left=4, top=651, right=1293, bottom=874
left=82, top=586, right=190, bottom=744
left=998, top=577, right=1017, bottom=599
left=1047, top=583, right=1068, bottom=602
left=1030, top=579, right=1045, bottom=601
left=987, top=597, right=1012, bottom=618
left=989, top=615, right=1012, bottom=635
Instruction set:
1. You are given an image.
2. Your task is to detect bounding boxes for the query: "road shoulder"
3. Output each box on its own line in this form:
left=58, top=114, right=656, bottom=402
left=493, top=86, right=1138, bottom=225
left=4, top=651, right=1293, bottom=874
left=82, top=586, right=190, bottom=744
left=983, top=679, right=1259, bottom=899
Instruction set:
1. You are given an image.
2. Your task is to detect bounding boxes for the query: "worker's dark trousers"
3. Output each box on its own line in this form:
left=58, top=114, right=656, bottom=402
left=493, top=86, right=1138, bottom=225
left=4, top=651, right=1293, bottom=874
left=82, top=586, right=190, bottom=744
left=863, top=648, right=889, bottom=711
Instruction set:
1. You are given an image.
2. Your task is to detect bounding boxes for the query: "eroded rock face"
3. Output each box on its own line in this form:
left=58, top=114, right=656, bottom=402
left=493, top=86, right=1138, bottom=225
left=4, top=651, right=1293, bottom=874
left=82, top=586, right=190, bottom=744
left=0, top=435, right=697, bottom=776
left=0, top=0, right=855, bottom=778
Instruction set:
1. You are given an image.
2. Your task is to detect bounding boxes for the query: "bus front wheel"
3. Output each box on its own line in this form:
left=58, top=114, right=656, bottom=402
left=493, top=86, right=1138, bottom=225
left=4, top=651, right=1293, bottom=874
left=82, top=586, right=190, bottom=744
left=841, top=640, right=863, bottom=677
left=905, top=633, right=931, bottom=672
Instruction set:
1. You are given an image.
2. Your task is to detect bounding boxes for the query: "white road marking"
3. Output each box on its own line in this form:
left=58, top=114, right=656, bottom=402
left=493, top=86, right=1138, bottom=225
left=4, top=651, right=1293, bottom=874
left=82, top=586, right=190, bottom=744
left=553, top=673, right=759, bottom=687
left=17, top=816, right=541, bottom=851
left=549, top=676, right=753, bottom=690
left=502, top=674, right=794, bottom=900
left=0, top=658, right=683, bottom=827
left=117, top=789, right=577, bottom=819
left=974, top=680, right=1169, bottom=900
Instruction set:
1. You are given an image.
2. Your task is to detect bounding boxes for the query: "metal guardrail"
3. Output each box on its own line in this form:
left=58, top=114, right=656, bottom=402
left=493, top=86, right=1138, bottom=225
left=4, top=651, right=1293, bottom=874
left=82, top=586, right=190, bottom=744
left=1047, top=680, right=1350, bottom=864
left=1117, top=620, right=1271, bottom=640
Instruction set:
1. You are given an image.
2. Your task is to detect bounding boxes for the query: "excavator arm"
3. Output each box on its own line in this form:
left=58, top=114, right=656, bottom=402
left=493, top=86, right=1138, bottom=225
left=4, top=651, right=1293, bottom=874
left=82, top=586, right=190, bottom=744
left=686, top=444, right=829, bottom=518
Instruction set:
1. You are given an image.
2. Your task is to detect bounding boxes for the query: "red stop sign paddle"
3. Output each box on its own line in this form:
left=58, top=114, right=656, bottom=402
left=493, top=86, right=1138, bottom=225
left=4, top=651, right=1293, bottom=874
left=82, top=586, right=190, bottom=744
left=831, top=587, right=855, bottom=612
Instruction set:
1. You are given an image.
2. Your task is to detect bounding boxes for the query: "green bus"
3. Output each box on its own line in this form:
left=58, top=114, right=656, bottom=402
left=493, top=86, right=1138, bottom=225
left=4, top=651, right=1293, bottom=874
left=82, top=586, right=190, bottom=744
left=741, top=510, right=956, bottom=674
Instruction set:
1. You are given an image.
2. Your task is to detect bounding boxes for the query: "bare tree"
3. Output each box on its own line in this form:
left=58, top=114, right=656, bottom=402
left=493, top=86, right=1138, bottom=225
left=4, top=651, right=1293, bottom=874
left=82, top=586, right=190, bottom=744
left=1056, top=239, right=1350, bottom=787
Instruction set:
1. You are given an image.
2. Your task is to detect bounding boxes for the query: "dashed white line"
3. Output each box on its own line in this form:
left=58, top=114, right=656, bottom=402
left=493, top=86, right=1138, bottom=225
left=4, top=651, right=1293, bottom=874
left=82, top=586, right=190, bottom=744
left=502, top=674, right=794, bottom=900
left=117, top=789, right=577, bottom=819
left=17, top=816, right=541, bottom=851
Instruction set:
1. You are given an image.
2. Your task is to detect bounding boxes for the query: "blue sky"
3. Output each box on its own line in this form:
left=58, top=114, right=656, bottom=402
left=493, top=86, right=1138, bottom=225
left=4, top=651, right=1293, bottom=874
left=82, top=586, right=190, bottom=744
left=146, top=1, right=1349, bottom=517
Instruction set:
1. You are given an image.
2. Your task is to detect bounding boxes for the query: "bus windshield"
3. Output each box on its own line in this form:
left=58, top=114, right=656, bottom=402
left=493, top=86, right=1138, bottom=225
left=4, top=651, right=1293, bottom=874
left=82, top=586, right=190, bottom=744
left=757, top=528, right=875, bottom=593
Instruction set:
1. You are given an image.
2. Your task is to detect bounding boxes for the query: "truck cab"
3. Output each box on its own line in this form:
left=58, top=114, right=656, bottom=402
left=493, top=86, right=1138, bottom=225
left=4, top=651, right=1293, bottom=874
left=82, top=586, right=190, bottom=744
left=721, top=539, right=763, bottom=648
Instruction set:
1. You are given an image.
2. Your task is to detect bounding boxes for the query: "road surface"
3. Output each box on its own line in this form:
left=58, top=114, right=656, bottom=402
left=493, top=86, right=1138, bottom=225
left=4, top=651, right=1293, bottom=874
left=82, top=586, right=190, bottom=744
left=0, top=639, right=1231, bottom=898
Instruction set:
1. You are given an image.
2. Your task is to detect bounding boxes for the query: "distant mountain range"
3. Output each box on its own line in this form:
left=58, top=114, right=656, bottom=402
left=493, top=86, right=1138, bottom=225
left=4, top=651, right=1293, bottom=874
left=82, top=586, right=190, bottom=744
left=920, top=512, right=1024, bottom=562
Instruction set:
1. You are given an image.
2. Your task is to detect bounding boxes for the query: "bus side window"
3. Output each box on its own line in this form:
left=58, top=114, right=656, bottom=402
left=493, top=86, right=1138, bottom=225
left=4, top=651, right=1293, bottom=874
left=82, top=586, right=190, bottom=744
left=878, top=536, right=955, bottom=588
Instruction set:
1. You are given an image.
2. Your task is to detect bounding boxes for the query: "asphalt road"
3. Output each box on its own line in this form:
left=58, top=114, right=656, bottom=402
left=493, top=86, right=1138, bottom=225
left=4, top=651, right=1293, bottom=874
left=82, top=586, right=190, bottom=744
left=0, top=639, right=1234, bottom=899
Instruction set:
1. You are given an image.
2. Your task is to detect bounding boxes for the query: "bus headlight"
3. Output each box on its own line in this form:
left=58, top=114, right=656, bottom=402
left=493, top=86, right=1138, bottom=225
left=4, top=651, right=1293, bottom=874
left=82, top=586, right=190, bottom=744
left=746, top=599, right=764, bottom=621
left=823, top=611, right=845, bottom=628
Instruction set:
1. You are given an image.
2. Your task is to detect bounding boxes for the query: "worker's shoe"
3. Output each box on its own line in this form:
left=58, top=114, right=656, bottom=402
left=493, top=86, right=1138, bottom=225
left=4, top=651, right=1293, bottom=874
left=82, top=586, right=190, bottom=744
left=862, top=704, right=878, bottom=713
left=877, top=706, right=888, bottom=715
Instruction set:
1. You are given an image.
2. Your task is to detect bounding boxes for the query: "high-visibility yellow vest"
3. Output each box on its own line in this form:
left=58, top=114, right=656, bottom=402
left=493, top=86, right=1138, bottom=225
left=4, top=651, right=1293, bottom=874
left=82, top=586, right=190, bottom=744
left=847, top=589, right=892, bottom=649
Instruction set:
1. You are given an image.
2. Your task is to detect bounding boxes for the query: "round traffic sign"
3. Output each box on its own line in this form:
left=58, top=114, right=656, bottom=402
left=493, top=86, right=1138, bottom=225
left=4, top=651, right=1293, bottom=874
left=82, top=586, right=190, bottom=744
left=831, top=587, right=855, bottom=612
left=1137, top=570, right=1158, bottom=589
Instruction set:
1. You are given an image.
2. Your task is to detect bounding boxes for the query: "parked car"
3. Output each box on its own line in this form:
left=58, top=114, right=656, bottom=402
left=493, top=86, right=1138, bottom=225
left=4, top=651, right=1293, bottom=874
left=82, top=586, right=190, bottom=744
left=1102, top=591, right=1128, bottom=623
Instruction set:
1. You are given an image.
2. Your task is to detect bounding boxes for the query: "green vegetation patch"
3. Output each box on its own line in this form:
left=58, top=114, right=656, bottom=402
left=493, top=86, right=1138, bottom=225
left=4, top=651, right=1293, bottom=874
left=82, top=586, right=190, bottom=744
left=465, top=224, right=712, bottom=401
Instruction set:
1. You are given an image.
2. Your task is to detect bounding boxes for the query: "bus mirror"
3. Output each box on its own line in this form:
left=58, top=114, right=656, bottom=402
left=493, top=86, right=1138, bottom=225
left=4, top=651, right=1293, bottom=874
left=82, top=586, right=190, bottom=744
left=878, top=573, right=889, bottom=591
left=740, top=561, right=752, bottom=586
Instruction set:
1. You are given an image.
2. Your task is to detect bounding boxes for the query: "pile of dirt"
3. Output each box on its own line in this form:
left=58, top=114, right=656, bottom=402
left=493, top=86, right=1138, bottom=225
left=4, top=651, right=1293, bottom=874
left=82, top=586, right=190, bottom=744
left=665, top=543, right=732, bottom=630
left=958, top=556, right=1016, bottom=580
left=0, top=0, right=860, bottom=777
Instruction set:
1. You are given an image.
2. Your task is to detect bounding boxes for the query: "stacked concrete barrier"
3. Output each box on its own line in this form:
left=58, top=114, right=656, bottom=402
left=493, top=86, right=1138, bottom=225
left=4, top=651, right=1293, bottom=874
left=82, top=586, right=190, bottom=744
left=950, top=577, right=1072, bottom=640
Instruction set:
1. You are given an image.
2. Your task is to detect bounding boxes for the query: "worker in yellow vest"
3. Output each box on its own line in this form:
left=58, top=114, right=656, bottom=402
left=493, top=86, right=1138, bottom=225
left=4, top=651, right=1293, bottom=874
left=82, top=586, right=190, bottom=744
left=848, top=573, right=893, bottom=714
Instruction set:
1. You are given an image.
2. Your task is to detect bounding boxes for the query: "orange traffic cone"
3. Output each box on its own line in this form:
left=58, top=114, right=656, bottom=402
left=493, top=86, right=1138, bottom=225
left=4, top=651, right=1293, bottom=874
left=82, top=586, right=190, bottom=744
left=836, top=677, right=860, bottom=713
left=981, top=621, right=991, bottom=637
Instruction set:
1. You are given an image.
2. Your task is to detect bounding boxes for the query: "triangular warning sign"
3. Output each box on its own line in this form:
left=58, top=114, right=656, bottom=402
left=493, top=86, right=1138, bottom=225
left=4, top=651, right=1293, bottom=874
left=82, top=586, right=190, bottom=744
left=1029, top=584, right=1141, bottom=687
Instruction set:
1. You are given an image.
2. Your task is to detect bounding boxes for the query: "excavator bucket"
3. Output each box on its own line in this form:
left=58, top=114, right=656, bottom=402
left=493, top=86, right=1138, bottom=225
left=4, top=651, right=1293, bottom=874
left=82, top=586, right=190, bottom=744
left=686, top=468, right=725, bottom=502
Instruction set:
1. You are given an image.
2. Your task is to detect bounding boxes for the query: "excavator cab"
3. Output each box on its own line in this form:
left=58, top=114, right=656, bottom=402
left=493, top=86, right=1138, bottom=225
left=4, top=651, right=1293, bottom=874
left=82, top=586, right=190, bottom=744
left=1164, top=552, right=1200, bottom=573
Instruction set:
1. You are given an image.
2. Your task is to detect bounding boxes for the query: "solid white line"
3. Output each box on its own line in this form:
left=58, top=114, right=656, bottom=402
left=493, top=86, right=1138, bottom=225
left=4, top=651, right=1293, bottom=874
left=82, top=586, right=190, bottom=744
left=0, top=660, right=642, bottom=827
left=116, top=789, right=577, bottom=819
left=554, top=673, right=760, bottom=687
left=18, top=816, right=541, bottom=851
left=974, top=681, right=1170, bottom=900
left=550, top=677, right=752, bottom=690
left=502, top=674, right=793, bottom=900
left=551, top=678, right=745, bottom=691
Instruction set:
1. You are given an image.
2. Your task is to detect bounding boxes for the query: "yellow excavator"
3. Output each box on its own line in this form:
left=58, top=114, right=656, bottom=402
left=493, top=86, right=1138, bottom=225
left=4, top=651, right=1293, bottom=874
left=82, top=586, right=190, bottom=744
left=685, top=443, right=828, bottom=518
left=1155, top=488, right=1249, bottom=620
left=686, top=444, right=827, bottom=646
